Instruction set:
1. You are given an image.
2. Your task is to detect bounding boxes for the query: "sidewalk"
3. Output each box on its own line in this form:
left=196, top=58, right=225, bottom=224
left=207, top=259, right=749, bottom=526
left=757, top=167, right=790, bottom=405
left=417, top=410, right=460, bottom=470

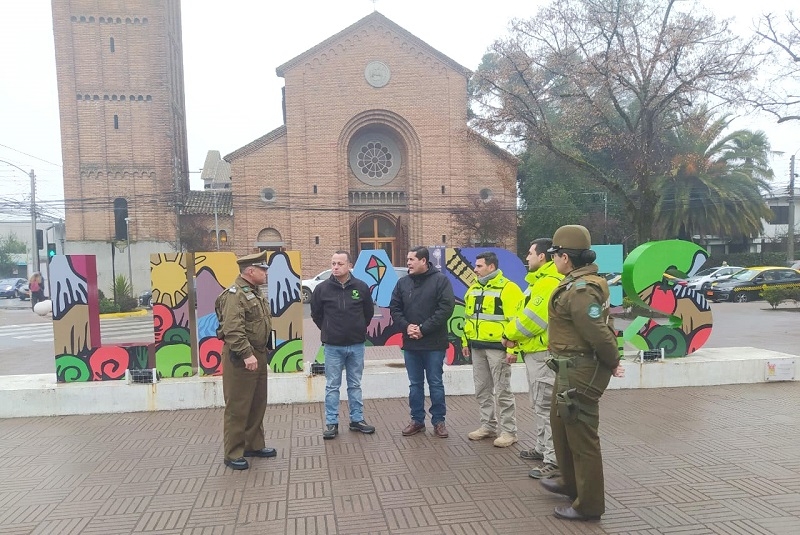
left=1, top=382, right=798, bottom=534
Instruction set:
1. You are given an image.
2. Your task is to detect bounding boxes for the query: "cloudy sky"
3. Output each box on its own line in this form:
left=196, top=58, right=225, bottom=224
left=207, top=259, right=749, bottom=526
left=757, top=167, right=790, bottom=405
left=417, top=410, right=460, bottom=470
left=1, top=0, right=798, bottom=220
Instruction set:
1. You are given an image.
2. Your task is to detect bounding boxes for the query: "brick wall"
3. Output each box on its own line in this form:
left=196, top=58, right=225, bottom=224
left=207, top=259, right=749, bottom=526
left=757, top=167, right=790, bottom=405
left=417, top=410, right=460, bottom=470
left=227, top=14, right=517, bottom=276
left=52, top=0, right=189, bottom=245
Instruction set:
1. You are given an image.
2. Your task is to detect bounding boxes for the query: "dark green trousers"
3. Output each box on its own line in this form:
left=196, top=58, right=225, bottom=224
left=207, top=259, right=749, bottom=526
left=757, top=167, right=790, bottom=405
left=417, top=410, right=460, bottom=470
left=549, top=358, right=611, bottom=517
left=222, top=353, right=268, bottom=461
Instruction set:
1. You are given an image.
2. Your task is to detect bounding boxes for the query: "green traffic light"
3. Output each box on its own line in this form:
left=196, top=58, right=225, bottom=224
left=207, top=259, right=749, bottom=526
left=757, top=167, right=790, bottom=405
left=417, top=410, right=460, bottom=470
left=47, top=243, right=56, bottom=258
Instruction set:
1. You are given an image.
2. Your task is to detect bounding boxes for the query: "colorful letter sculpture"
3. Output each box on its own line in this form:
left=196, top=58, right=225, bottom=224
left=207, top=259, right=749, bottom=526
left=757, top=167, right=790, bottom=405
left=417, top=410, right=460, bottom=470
left=51, top=251, right=304, bottom=382
left=621, top=240, right=713, bottom=357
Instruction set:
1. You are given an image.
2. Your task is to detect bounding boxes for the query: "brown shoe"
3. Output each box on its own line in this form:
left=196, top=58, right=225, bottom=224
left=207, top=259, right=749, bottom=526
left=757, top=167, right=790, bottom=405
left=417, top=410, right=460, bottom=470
left=402, top=421, right=425, bottom=436
left=434, top=422, right=449, bottom=438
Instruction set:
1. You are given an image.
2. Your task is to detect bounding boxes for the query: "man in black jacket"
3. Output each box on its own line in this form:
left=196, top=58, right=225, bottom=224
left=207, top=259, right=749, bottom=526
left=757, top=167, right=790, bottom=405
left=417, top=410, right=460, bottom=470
left=311, top=250, right=376, bottom=439
left=389, top=246, right=456, bottom=438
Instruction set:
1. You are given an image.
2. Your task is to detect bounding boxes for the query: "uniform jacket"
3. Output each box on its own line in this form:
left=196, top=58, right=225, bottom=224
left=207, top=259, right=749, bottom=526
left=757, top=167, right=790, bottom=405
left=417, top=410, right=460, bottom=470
left=215, top=275, right=272, bottom=363
left=504, top=261, right=563, bottom=354
left=389, top=264, right=455, bottom=351
left=547, top=264, right=619, bottom=370
left=310, top=274, right=374, bottom=346
left=462, top=269, right=524, bottom=350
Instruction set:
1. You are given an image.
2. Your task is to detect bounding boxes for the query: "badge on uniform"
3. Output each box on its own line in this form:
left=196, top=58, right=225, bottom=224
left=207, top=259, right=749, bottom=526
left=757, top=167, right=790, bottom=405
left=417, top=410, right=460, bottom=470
left=532, top=296, right=543, bottom=306
left=587, top=303, right=602, bottom=319
left=351, top=289, right=360, bottom=300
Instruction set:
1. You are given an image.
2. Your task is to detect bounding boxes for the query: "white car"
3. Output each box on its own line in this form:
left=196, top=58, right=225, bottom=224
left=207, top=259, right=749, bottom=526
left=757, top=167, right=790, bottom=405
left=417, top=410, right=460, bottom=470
left=301, top=266, right=409, bottom=303
left=685, top=266, right=742, bottom=292
left=301, top=269, right=334, bottom=303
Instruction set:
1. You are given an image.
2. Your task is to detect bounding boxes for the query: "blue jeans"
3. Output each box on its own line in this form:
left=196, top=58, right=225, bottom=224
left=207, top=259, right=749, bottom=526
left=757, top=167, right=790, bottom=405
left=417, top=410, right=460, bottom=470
left=324, top=344, right=365, bottom=425
left=403, top=349, right=446, bottom=425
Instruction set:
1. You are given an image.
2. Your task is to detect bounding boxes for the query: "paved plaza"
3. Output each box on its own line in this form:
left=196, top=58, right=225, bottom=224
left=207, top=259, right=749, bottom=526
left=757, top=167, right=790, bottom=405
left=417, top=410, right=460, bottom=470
left=1, top=382, right=799, bottom=534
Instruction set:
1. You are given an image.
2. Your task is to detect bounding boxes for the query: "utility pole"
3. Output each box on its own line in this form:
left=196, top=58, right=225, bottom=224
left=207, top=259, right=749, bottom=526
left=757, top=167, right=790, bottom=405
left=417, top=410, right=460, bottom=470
left=125, top=218, right=133, bottom=294
left=212, top=178, right=220, bottom=250
left=30, top=169, right=39, bottom=272
left=789, top=154, right=796, bottom=263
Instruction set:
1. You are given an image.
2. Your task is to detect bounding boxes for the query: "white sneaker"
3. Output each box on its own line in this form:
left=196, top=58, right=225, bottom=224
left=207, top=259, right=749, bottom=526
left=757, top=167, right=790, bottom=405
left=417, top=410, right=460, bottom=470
left=493, top=432, right=518, bottom=448
left=467, top=427, right=496, bottom=440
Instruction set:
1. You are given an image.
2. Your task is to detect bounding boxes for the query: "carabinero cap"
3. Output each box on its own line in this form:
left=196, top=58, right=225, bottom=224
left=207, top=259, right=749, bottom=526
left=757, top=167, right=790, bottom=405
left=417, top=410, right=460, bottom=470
left=547, top=225, right=592, bottom=253
left=236, top=251, right=269, bottom=269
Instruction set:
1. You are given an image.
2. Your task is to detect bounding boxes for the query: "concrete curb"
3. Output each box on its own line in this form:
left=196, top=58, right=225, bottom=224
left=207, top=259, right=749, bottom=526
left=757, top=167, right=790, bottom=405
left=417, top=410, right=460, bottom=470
left=0, top=347, right=795, bottom=418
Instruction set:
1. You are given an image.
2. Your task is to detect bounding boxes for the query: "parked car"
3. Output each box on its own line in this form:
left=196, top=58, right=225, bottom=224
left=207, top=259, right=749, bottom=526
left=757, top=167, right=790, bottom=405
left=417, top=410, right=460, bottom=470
left=16, top=282, right=30, bottom=301
left=707, top=266, right=800, bottom=303
left=685, top=266, right=742, bottom=292
left=301, top=266, right=408, bottom=303
left=0, top=278, right=26, bottom=299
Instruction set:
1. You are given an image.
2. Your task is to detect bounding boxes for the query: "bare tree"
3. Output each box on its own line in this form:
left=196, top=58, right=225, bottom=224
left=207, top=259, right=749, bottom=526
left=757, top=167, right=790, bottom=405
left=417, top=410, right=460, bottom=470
left=753, top=11, right=800, bottom=123
left=452, top=196, right=516, bottom=247
left=472, top=0, right=759, bottom=242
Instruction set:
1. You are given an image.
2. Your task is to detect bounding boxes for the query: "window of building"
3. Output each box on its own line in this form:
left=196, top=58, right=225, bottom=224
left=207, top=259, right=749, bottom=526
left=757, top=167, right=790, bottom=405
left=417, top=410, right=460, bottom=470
left=113, top=114, right=119, bottom=129
left=260, top=188, right=276, bottom=203
left=479, top=188, right=492, bottom=201
left=219, top=230, right=227, bottom=243
left=113, top=198, right=128, bottom=240
left=110, top=37, right=115, bottom=52
left=769, top=206, right=789, bottom=225
left=348, top=131, right=402, bottom=186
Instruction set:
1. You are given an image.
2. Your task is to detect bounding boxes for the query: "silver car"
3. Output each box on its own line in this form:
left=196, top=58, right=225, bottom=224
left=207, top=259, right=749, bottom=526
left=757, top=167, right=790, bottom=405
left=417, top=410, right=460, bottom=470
left=685, top=266, right=742, bottom=292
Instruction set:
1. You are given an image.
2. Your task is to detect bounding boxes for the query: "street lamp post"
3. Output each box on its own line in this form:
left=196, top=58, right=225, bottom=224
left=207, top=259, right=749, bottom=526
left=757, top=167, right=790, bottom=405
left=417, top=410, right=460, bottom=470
left=0, top=160, right=38, bottom=272
left=788, top=154, right=796, bottom=263
left=125, top=217, right=133, bottom=294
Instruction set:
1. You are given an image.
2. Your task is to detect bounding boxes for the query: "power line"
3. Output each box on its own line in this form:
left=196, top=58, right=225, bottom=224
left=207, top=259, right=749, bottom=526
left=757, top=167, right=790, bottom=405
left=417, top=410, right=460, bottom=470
left=0, top=143, right=62, bottom=168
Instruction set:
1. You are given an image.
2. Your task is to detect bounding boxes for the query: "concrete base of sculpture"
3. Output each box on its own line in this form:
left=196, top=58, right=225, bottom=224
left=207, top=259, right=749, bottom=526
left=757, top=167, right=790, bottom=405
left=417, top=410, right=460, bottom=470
left=0, top=347, right=794, bottom=418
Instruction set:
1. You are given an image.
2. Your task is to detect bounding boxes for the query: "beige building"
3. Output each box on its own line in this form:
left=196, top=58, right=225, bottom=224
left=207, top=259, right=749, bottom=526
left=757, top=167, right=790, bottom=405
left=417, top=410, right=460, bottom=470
left=51, top=1, right=189, bottom=293
left=224, top=12, right=517, bottom=275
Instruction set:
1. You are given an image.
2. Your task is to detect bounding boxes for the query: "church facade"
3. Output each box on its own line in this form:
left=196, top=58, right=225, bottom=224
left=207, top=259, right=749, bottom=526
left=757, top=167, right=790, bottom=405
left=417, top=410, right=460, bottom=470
left=224, top=12, right=517, bottom=275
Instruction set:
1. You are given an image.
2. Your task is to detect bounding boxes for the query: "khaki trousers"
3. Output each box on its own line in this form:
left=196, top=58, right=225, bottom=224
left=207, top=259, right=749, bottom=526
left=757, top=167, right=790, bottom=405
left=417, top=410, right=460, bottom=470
left=524, top=351, right=556, bottom=465
left=222, top=353, right=268, bottom=461
left=471, top=347, right=516, bottom=435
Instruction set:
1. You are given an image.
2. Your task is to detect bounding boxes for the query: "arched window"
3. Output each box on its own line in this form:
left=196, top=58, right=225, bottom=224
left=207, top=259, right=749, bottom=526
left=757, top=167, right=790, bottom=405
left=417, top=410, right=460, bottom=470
left=219, top=230, right=228, bottom=243
left=113, top=198, right=128, bottom=240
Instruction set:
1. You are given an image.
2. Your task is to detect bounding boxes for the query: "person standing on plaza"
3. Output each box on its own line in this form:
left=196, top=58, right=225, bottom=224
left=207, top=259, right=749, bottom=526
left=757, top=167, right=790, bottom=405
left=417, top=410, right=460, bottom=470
left=215, top=251, right=277, bottom=470
left=29, top=272, right=45, bottom=310
left=461, top=251, right=524, bottom=448
left=539, top=225, right=624, bottom=521
left=311, top=250, right=376, bottom=440
left=390, top=246, right=455, bottom=438
left=503, top=238, right=563, bottom=478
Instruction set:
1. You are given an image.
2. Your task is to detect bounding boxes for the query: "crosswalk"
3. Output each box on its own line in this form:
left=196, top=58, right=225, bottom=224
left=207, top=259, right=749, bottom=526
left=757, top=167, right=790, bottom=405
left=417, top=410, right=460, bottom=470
left=0, top=316, right=156, bottom=344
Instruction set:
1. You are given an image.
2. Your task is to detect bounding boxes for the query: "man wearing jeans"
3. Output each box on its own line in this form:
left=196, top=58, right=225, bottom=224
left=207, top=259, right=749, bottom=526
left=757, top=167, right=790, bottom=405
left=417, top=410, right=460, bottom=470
left=311, top=250, right=375, bottom=439
left=390, top=246, right=455, bottom=438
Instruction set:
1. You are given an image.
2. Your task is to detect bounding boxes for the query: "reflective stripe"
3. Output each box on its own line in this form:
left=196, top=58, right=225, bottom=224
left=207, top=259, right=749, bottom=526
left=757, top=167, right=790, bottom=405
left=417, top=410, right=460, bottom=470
left=468, top=313, right=505, bottom=321
left=467, top=289, right=502, bottom=298
left=514, top=318, right=534, bottom=337
left=523, top=307, right=548, bottom=330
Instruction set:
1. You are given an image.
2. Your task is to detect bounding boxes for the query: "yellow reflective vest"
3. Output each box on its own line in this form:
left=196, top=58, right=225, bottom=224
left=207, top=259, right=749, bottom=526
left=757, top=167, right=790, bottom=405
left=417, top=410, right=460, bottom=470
left=503, top=261, right=563, bottom=354
left=462, top=270, right=524, bottom=349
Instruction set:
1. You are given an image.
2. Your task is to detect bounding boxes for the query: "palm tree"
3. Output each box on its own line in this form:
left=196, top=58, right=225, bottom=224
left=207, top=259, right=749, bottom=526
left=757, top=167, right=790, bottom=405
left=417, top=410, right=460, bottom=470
left=653, top=111, right=773, bottom=242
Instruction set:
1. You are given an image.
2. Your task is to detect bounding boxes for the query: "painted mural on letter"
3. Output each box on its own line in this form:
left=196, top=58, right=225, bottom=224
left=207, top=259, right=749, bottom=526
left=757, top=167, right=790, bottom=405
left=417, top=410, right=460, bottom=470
left=621, top=240, right=713, bottom=357
left=52, top=254, right=152, bottom=382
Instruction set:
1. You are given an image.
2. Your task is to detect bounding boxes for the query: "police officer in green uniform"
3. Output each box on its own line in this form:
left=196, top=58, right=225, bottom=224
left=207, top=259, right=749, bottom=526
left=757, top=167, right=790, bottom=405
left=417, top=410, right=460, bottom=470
left=215, top=251, right=278, bottom=470
left=539, top=225, right=625, bottom=520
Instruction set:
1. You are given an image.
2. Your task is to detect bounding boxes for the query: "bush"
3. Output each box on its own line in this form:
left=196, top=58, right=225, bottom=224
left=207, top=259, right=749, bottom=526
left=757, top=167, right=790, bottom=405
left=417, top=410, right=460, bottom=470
left=108, top=275, right=138, bottom=312
left=99, top=297, right=120, bottom=314
left=760, top=287, right=800, bottom=309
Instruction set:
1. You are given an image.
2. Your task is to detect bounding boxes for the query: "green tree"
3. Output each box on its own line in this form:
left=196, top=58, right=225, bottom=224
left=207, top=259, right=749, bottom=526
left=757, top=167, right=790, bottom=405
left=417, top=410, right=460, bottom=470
left=472, top=0, right=759, bottom=243
left=0, top=233, right=27, bottom=277
left=653, top=110, right=773, bottom=241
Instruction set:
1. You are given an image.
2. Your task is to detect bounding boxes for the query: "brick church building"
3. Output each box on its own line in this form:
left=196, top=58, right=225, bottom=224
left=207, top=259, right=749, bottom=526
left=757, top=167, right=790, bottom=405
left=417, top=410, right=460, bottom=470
left=52, top=3, right=517, bottom=287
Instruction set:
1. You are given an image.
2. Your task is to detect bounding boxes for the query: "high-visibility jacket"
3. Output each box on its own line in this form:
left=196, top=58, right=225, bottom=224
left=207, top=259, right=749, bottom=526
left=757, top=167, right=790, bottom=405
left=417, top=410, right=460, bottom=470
left=462, top=269, right=524, bottom=350
left=503, top=261, right=563, bottom=354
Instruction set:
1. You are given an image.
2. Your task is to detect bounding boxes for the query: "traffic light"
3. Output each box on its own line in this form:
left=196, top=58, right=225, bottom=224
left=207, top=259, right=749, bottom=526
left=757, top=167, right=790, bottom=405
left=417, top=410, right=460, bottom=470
left=36, top=229, right=44, bottom=250
left=47, top=243, right=57, bottom=259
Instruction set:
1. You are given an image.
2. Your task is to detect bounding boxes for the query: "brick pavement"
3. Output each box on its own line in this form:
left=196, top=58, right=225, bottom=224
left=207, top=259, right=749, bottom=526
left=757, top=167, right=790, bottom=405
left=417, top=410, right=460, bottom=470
left=1, top=383, right=799, bottom=534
